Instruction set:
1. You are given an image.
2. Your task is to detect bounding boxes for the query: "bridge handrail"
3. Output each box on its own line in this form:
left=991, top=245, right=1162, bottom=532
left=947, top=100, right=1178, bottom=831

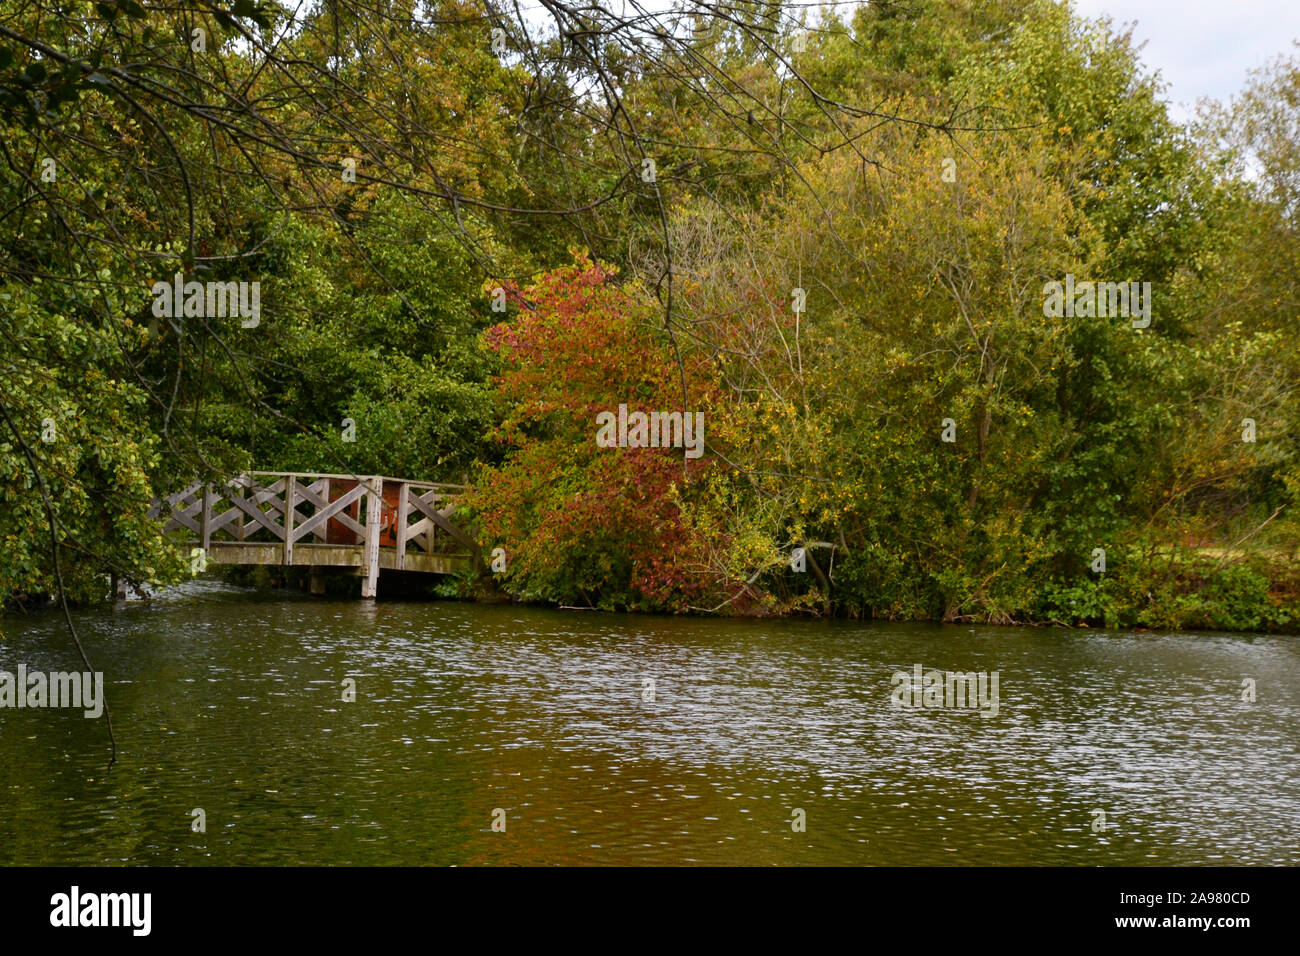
left=245, top=471, right=468, bottom=491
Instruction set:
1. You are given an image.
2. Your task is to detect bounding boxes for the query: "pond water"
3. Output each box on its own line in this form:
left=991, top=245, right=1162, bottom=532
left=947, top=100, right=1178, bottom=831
left=1, top=581, right=1296, bottom=865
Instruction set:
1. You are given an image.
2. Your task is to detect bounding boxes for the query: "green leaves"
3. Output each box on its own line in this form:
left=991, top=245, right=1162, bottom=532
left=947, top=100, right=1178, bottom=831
left=210, top=0, right=273, bottom=31
left=95, top=0, right=148, bottom=20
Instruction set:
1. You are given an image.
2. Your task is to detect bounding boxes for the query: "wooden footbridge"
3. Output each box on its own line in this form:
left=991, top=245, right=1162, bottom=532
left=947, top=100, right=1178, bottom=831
left=149, top=472, right=482, bottom=598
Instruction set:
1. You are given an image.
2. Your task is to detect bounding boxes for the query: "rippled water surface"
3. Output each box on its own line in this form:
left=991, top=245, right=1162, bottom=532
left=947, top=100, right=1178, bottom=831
left=1, top=581, right=1297, bottom=865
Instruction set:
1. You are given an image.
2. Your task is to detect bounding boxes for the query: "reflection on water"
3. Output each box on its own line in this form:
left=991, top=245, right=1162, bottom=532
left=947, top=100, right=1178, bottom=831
left=1, top=580, right=1296, bottom=865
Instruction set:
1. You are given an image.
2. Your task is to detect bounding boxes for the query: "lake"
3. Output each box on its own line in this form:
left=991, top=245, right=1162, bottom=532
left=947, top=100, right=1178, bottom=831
left=1, top=580, right=1296, bottom=865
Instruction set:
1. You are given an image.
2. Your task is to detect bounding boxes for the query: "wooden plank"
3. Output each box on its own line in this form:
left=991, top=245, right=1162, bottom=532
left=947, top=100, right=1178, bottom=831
left=321, top=479, right=330, bottom=541
left=290, top=482, right=366, bottom=542
left=220, top=477, right=288, bottom=541
left=407, top=490, right=480, bottom=556
left=208, top=541, right=365, bottom=568
left=160, top=484, right=204, bottom=533
left=221, top=477, right=249, bottom=541
left=207, top=501, right=243, bottom=537
left=284, top=475, right=296, bottom=565
left=291, top=479, right=352, bottom=539
left=155, top=482, right=201, bottom=528
left=405, top=517, right=433, bottom=552
left=249, top=481, right=287, bottom=516
left=202, top=481, right=241, bottom=539
left=395, top=481, right=409, bottom=571
left=224, top=487, right=288, bottom=540
left=200, top=485, right=213, bottom=554
left=361, top=477, right=382, bottom=598
left=164, top=505, right=202, bottom=535
left=301, top=479, right=332, bottom=541
left=251, top=470, right=468, bottom=491
left=231, top=482, right=248, bottom=541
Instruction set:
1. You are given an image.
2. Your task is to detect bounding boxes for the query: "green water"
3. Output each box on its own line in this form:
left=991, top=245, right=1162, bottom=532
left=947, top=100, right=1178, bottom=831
left=1, top=580, right=1296, bottom=865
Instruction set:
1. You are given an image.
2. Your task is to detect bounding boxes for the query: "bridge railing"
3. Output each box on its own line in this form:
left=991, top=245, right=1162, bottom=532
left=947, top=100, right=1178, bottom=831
left=149, top=472, right=478, bottom=596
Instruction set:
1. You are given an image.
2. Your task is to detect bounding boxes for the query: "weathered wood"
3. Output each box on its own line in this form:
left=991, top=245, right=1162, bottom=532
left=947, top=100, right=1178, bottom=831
left=207, top=499, right=244, bottom=537
left=284, top=475, right=296, bottom=565
left=223, top=482, right=289, bottom=540
left=287, top=479, right=332, bottom=542
left=249, top=470, right=466, bottom=491
left=157, top=482, right=201, bottom=528
left=407, top=488, right=480, bottom=557
left=200, top=485, right=213, bottom=554
left=405, top=516, right=432, bottom=552
left=289, top=481, right=366, bottom=542
left=203, top=541, right=469, bottom=575
left=320, top=478, right=330, bottom=542
left=361, top=477, right=382, bottom=599
left=162, top=484, right=204, bottom=534
left=395, top=481, right=409, bottom=571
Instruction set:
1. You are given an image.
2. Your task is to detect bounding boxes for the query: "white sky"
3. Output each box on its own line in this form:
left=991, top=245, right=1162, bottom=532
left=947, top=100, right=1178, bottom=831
left=1070, top=0, right=1300, bottom=121
left=514, top=1, right=1300, bottom=123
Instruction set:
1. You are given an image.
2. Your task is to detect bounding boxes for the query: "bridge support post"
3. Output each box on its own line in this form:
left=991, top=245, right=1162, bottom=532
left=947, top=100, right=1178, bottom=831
left=309, top=567, right=327, bottom=596
left=394, top=481, right=409, bottom=571
left=283, top=475, right=296, bottom=566
left=361, top=476, right=382, bottom=599
left=200, top=484, right=213, bottom=555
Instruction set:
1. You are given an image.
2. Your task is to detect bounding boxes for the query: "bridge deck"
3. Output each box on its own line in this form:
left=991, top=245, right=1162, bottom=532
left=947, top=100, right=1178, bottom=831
left=206, top=541, right=471, bottom=575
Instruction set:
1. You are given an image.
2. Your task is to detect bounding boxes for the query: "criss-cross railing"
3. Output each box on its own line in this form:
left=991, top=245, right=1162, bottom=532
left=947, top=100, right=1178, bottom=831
left=149, top=472, right=480, bottom=596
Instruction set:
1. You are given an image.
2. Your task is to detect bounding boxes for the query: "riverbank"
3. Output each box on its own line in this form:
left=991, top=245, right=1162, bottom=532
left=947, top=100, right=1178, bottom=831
left=212, top=550, right=1300, bottom=635
left=6, top=545, right=1296, bottom=637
